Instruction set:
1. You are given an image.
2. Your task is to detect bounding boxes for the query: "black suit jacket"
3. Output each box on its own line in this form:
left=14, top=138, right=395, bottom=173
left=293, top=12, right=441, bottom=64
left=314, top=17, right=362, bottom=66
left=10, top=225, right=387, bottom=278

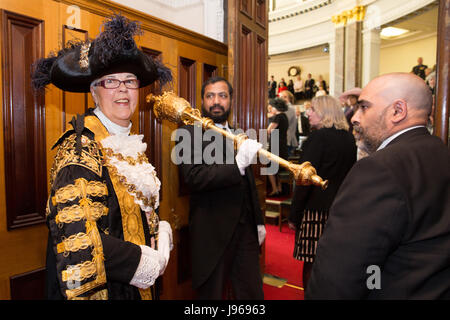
left=268, top=80, right=277, bottom=98
left=289, top=127, right=356, bottom=224
left=176, top=125, right=264, bottom=289
left=305, top=79, right=315, bottom=90
left=296, top=113, right=311, bottom=138
left=306, top=127, right=450, bottom=299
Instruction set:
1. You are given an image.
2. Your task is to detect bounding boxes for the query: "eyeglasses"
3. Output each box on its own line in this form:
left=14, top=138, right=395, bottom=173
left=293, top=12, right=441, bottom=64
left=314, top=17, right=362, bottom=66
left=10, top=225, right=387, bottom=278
left=94, top=78, right=140, bottom=89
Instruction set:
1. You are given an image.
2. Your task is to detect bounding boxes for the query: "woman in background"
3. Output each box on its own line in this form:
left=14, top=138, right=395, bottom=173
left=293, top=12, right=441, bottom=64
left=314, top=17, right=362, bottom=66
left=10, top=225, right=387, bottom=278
left=267, top=98, right=289, bottom=196
left=277, top=81, right=288, bottom=97
left=287, top=79, right=295, bottom=96
left=288, top=95, right=356, bottom=289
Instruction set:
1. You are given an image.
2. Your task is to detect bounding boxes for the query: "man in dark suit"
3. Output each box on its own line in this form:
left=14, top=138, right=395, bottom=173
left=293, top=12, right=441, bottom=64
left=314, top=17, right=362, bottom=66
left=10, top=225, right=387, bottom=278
left=268, top=75, right=277, bottom=98
left=306, top=72, right=450, bottom=299
left=176, top=76, right=265, bottom=300
left=295, top=105, right=310, bottom=143
left=412, top=57, right=428, bottom=80
left=304, top=73, right=315, bottom=99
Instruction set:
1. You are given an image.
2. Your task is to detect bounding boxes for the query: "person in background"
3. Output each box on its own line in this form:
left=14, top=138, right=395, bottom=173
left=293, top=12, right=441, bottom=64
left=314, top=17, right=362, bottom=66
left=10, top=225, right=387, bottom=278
left=315, top=85, right=327, bottom=97
left=317, top=75, right=328, bottom=94
left=411, top=57, right=428, bottom=80
left=306, top=73, right=450, bottom=299
left=340, top=88, right=367, bottom=160
left=294, top=75, right=304, bottom=102
left=288, top=96, right=356, bottom=290
left=295, top=104, right=310, bottom=145
left=340, top=88, right=362, bottom=133
left=304, top=73, right=315, bottom=99
left=33, top=14, right=173, bottom=300
left=427, top=73, right=436, bottom=134
left=267, top=98, right=289, bottom=196
left=287, top=79, right=295, bottom=96
left=268, top=75, right=277, bottom=99
left=427, top=73, right=436, bottom=97
left=279, top=90, right=299, bottom=157
left=267, top=103, right=276, bottom=124
left=277, top=81, right=288, bottom=97
left=425, top=64, right=436, bottom=86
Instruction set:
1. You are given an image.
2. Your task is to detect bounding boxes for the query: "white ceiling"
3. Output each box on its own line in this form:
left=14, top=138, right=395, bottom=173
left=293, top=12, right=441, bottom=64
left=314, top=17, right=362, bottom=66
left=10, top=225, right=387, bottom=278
left=380, top=3, right=438, bottom=46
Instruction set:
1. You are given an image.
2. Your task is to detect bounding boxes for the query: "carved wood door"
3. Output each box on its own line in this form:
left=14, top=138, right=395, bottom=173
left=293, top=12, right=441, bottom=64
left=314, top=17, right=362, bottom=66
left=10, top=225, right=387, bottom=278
left=227, top=0, right=269, bottom=274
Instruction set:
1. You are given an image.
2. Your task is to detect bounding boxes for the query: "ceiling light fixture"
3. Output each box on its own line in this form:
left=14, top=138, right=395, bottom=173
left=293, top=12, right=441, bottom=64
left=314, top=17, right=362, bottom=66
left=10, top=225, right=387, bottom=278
left=380, top=27, right=409, bottom=38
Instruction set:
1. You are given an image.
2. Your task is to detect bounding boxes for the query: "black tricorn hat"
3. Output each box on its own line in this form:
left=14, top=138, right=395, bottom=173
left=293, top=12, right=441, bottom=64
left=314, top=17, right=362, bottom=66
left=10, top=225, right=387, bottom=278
left=32, top=14, right=172, bottom=93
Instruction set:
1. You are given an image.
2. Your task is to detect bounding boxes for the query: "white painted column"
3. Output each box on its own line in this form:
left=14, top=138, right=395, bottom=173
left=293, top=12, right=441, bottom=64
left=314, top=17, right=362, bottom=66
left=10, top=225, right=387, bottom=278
left=362, top=27, right=381, bottom=87
left=333, top=25, right=346, bottom=97
left=328, top=38, right=336, bottom=97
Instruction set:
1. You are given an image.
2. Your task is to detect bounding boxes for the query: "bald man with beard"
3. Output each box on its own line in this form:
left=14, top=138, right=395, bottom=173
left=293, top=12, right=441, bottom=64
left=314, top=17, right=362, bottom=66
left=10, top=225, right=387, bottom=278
left=306, top=73, right=450, bottom=299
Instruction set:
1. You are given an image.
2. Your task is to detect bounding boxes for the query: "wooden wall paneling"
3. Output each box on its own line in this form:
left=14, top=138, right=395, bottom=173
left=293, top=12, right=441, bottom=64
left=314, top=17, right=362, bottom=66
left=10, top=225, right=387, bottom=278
left=229, top=0, right=269, bottom=133
left=44, top=0, right=64, bottom=182
left=255, top=0, right=267, bottom=28
left=139, top=47, right=163, bottom=200
left=238, top=24, right=253, bottom=131
left=229, top=0, right=269, bottom=276
left=435, top=0, right=449, bottom=145
left=10, top=267, right=46, bottom=300
left=177, top=56, right=196, bottom=201
left=240, top=0, right=253, bottom=19
left=1, top=10, right=47, bottom=230
left=256, top=35, right=267, bottom=134
left=0, top=1, right=58, bottom=300
left=202, top=63, right=218, bottom=83
left=140, top=30, right=183, bottom=300
left=178, top=57, right=196, bottom=107
left=61, top=25, right=89, bottom=131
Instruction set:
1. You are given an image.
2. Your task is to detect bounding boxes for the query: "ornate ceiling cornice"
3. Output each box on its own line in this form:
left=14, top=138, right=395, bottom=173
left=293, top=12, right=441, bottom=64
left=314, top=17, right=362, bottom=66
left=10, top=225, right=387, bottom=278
left=269, top=0, right=332, bottom=23
left=331, top=5, right=366, bottom=27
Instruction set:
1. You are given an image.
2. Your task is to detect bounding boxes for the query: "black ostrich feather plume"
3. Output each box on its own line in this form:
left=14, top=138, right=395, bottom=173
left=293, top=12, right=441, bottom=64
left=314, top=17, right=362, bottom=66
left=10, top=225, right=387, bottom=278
left=92, top=13, right=143, bottom=67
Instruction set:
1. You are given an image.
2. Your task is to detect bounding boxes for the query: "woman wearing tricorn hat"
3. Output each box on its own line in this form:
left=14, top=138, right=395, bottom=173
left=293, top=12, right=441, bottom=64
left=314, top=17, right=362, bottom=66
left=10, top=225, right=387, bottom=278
left=32, top=14, right=173, bottom=300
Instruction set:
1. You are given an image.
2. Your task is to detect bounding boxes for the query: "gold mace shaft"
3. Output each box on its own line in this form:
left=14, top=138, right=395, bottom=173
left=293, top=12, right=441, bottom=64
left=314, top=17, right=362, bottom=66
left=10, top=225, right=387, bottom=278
left=146, top=91, right=328, bottom=190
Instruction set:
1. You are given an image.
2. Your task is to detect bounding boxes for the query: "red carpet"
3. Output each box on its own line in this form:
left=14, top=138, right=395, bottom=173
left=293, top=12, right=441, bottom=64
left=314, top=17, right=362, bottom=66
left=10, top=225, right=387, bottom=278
left=264, top=222, right=304, bottom=300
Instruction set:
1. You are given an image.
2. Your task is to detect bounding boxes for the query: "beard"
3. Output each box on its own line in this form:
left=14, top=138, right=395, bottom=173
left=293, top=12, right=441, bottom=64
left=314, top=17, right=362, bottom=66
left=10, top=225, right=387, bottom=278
left=353, top=121, right=387, bottom=155
left=202, top=103, right=231, bottom=124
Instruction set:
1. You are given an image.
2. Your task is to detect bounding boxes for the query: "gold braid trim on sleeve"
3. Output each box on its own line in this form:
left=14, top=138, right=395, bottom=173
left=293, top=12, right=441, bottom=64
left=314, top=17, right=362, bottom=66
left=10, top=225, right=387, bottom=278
left=57, top=232, right=93, bottom=255
left=55, top=202, right=108, bottom=226
left=63, top=221, right=107, bottom=299
left=54, top=177, right=108, bottom=299
left=52, top=178, right=108, bottom=206
left=71, top=289, right=108, bottom=300
left=62, top=260, right=97, bottom=283
left=50, top=133, right=103, bottom=186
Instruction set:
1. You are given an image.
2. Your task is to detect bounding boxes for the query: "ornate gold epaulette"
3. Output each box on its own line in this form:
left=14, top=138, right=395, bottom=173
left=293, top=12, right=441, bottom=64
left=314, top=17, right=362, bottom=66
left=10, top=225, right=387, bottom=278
left=50, top=133, right=103, bottom=185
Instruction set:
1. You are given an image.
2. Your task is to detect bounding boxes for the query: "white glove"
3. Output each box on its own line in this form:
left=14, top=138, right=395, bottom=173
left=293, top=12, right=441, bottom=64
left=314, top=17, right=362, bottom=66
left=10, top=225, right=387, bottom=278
left=257, top=225, right=266, bottom=246
left=157, top=220, right=173, bottom=275
left=129, top=245, right=166, bottom=289
left=235, top=139, right=262, bottom=175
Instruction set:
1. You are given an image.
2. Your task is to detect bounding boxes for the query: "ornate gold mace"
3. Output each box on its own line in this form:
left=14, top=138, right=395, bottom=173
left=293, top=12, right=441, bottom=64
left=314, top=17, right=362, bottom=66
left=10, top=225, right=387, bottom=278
left=146, top=91, right=328, bottom=190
